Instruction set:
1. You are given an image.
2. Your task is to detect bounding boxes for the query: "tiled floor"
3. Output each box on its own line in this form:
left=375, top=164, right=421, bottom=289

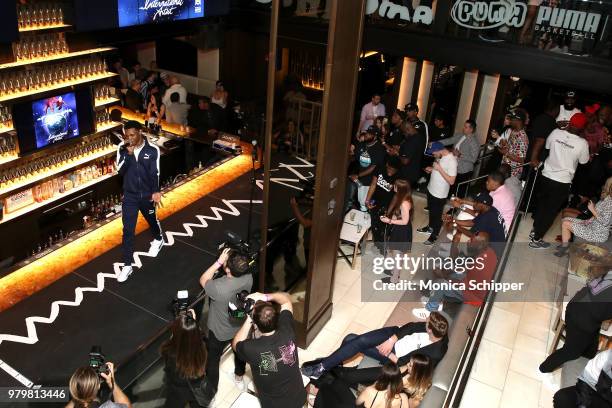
left=132, top=195, right=568, bottom=408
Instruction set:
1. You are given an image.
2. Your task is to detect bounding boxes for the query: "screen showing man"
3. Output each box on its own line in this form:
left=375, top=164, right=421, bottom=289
left=33, top=92, right=80, bottom=149
left=118, top=0, right=204, bottom=27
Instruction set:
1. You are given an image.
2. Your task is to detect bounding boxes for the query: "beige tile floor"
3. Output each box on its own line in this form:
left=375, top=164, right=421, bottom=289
left=132, top=195, right=568, bottom=408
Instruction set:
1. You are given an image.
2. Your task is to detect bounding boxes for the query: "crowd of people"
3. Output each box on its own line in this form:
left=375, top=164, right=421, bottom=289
left=64, top=76, right=611, bottom=407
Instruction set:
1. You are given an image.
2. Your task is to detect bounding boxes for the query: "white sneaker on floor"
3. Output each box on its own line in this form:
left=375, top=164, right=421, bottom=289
left=537, top=371, right=560, bottom=392
left=117, top=265, right=133, bottom=283
left=148, top=239, right=164, bottom=256
left=231, top=374, right=247, bottom=392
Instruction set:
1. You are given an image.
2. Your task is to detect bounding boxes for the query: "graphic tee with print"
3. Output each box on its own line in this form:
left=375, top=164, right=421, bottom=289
left=235, top=310, right=306, bottom=408
left=371, top=169, right=400, bottom=210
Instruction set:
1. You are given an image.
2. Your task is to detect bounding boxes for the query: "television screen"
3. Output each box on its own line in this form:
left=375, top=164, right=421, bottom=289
left=32, top=92, right=80, bottom=149
left=118, top=0, right=204, bottom=28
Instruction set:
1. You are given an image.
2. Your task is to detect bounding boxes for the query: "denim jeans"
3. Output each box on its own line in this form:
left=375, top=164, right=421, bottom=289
left=321, top=327, right=395, bottom=370
left=425, top=279, right=464, bottom=311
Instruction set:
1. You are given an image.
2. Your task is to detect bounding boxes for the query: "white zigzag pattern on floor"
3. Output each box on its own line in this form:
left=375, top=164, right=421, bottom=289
left=0, top=199, right=262, bottom=348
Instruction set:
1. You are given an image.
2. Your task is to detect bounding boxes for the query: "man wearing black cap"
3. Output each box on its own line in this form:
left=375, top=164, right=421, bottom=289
left=398, top=120, right=426, bottom=187
left=449, top=192, right=506, bottom=258
left=499, top=110, right=529, bottom=178
left=405, top=102, right=429, bottom=150
left=116, top=120, right=164, bottom=282
left=556, top=91, right=581, bottom=129
left=385, top=109, right=406, bottom=147
left=345, top=126, right=386, bottom=213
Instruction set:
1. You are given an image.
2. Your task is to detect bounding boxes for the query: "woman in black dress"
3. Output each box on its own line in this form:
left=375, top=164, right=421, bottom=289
left=380, top=179, right=414, bottom=283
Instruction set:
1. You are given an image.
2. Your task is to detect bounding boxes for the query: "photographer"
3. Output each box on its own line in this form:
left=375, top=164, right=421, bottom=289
left=232, top=292, right=306, bottom=408
left=199, top=248, right=253, bottom=396
left=160, top=310, right=210, bottom=408
left=66, top=363, right=131, bottom=408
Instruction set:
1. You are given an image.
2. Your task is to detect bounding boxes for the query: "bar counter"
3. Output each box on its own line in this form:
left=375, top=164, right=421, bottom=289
left=0, top=132, right=254, bottom=312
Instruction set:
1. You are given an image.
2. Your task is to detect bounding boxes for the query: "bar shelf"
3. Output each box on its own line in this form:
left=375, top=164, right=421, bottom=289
left=0, top=47, right=116, bottom=71
left=0, top=72, right=118, bottom=104
left=0, top=171, right=116, bottom=225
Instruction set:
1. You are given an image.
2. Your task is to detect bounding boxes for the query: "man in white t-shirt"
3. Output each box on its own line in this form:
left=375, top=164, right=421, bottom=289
left=358, top=94, right=386, bottom=132
left=530, top=113, right=590, bottom=248
left=556, top=91, right=581, bottom=129
left=417, top=142, right=458, bottom=245
left=162, top=76, right=188, bottom=107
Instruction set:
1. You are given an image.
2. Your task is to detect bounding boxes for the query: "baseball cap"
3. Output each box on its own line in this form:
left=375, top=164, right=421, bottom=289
left=566, top=90, right=576, bottom=98
left=569, top=112, right=588, bottom=130
left=474, top=192, right=493, bottom=206
left=425, top=141, right=444, bottom=155
left=366, top=125, right=381, bottom=137
left=405, top=102, right=419, bottom=112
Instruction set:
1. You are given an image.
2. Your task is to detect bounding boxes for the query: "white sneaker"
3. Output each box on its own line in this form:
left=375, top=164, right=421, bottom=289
left=117, top=265, right=133, bottom=282
left=537, top=371, right=560, bottom=392
left=148, top=239, right=164, bottom=256
left=232, top=374, right=247, bottom=392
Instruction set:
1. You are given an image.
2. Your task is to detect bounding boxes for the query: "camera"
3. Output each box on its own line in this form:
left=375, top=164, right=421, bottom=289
left=172, top=290, right=190, bottom=318
left=89, top=346, right=110, bottom=376
left=217, top=231, right=258, bottom=273
left=228, top=290, right=256, bottom=319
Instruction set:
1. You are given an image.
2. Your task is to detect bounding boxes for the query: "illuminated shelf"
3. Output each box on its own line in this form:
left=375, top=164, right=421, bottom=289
left=0, top=171, right=116, bottom=225
left=0, top=125, right=14, bottom=134
left=301, top=81, right=324, bottom=91
left=0, top=72, right=118, bottom=104
left=94, top=97, right=120, bottom=108
left=0, top=154, right=19, bottom=166
left=0, top=47, right=115, bottom=70
left=0, top=146, right=116, bottom=197
left=96, top=121, right=122, bottom=133
left=18, top=23, right=72, bottom=33
left=0, top=122, right=121, bottom=197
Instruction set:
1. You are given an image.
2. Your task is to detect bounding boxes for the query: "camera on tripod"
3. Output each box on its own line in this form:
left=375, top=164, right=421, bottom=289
left=89, top=346, right=110, bottom=377
left=172, top=290, right=190, bottom=318
left=228, top=290, right=256, bottom=319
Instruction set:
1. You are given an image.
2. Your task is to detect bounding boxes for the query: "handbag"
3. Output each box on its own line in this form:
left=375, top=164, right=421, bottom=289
left=186, top=376, right=215, bottom=408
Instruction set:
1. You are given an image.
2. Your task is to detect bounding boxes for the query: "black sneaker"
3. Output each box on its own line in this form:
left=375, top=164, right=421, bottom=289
left=554, top=246, right=569, bottom=257
left=529, top=239, right=550, bottom=249
left=417, top=226, right=433, bottom=234
left=529, top=230, right=535, bottom=240
left=424, top=206, right=429, bottom=212
left=301, top=362, right=325, bottom=380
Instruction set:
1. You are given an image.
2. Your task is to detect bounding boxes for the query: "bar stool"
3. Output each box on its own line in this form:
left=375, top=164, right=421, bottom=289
left=338, top=209, right=371, bottom=269
left=549, top=296, right=570, bottom=354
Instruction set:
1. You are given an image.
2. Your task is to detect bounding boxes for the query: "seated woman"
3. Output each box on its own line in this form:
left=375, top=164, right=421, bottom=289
left=301, top=312, right=448, bottom=380
left=555, top=176, right=612, bottom=257
left=312, top=355, right=433, bottom=408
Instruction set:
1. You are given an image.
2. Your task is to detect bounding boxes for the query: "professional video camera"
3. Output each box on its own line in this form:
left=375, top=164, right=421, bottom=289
left=172, top=290, right=190, bottom=317
left=89, top=346, right=110, bottom=376
left=217, top=231, right=258, bottom=272
left=228, top=290, right=256, bottom=319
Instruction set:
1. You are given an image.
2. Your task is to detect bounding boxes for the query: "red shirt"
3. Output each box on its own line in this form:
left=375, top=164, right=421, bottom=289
left=461, top=247, right=498, bottom=307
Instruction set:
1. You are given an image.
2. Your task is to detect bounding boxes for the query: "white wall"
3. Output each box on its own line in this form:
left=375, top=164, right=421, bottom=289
left=454, top=70, right=478, bottom=135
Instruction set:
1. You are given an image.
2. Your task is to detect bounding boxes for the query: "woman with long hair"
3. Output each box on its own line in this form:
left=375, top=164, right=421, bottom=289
left=555, top=176, right=612, bottom=257
left=380, top=179, right=414, bottom=283
left=66, top=362, right=131, bottom=408
left=356, top=362, right=409, bottom=408
left=400, top=354, right=433, bottom=407
left=160, top=310, right=209, bottom=408
left=145, top=92, right=165, bottom=124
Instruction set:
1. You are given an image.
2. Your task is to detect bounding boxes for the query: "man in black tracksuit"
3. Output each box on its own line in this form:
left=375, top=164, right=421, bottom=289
left=116, top=121, right=164, bottom=282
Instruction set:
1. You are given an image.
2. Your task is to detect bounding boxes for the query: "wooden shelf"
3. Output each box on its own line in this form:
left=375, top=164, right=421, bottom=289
left=0, top=125, right=14, bottom=134
left=0, top=171, right=116, bottom=225
left=94, top=97, right=120, bottom=109
left=0, top=47, right=115, bottom=71
left=0, top=122, right=120, bottom=196
left=0, top=72, right=118, bottom=104
left=0, top=146, right=116, bottom=197
left=0, top=154, right=19, bottom=166
left=18, top=23, right=72, bottom=33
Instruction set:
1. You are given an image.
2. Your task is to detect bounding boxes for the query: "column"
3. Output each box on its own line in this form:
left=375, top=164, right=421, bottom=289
left=396, top=57, right=418, bottom=110
left=474, top=74, right=500, bottom=145
left=454, top=69, right=479, bottom=134
left=299, top=0, right=366, bottom=346
left=416, top=60, right=434, bottom=121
